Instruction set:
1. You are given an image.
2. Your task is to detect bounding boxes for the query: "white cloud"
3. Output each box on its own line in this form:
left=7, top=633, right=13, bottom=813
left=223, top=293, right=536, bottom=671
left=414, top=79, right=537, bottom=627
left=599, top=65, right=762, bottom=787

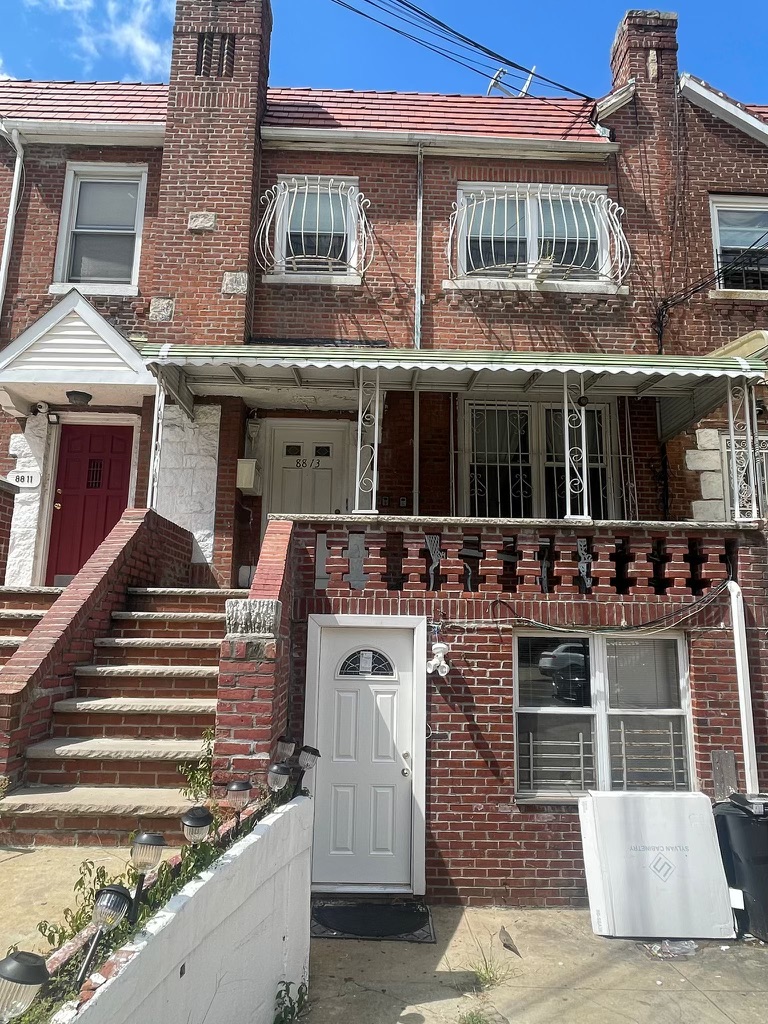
left=0, top=56, right=14, bottom=81
left=24, top=0, right=174, bottom=79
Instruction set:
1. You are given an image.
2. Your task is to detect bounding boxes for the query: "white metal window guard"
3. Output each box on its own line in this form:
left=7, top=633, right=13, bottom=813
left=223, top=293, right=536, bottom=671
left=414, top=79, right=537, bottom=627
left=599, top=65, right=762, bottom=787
left=255, top=176, right=375, bottom=277
left=563, top=373, right=591, bottom=521
left=448, top=183, right=631, bottom=284
left=726, top=378, right=763, bottom=521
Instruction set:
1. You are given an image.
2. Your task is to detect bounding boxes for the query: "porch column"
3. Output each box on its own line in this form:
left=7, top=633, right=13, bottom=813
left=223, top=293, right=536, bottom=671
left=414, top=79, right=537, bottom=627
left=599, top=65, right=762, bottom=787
left=146, top=378, right=166, bottom=511
left=726, top=376, right=761, bottom=521
left=354, top=367, right=381, bottom=512
left=563, top=372, right=591, bottom=521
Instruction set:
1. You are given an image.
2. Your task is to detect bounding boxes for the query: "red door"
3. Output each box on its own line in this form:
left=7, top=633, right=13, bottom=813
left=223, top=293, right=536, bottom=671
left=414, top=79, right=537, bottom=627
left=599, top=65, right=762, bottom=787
left=45, top=425, right=133, bottom=586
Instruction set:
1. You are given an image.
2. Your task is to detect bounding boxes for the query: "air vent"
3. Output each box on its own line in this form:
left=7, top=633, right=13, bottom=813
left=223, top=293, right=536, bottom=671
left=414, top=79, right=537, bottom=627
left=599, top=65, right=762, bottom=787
left=196, top=33, right=236, bottom=78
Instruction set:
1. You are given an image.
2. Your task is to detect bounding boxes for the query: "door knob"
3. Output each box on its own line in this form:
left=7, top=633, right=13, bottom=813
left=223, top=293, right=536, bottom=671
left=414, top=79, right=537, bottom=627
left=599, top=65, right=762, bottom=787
left=401, top=768, right=411, bottom=777
left=54, top=503, right=62, bottom=510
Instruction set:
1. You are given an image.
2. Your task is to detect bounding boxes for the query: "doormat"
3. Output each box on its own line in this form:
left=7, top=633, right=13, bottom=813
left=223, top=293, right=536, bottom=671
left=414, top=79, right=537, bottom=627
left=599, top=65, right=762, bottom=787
left=311, top=899, right=436, bottom=943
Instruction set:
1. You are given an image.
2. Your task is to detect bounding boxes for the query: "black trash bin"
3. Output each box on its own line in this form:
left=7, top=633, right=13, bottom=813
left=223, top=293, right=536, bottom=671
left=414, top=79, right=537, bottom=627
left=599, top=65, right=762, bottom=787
left=714, top=794, right=768, bottom=941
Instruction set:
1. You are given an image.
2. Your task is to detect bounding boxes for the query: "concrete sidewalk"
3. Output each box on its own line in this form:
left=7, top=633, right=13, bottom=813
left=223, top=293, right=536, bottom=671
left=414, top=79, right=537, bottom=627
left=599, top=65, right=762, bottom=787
left=305, top=907, right=767, bottom=1024
left=0, top=845, right=176, bottom=955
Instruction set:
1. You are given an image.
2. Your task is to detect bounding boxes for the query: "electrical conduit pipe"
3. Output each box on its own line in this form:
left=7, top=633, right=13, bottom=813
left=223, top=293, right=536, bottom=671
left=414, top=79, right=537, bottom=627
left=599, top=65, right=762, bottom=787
left=727, top=579, right=760, bottom=793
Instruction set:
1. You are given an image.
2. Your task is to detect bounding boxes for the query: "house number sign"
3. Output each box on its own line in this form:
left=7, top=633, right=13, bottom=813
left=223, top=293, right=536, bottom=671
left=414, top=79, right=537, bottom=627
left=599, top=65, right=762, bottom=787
left=5, top=469, right=41, bottom=489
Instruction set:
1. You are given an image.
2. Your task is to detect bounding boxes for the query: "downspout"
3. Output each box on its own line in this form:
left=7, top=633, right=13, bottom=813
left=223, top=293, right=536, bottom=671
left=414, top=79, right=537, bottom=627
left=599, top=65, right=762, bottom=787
left=727, top=579, right=760, bottom=793
left=412, top=142, right=424, bottom=514
left=0, top=126, right=24, bottom=324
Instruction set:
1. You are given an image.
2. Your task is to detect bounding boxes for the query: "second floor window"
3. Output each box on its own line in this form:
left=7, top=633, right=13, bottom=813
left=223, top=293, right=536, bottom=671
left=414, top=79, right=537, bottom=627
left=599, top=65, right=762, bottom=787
left=256, top=175, right=374, bottom=279
left=54, top=163, right=147, bottom=294
left=450, top=182, right=630, bottom=285
left=711, top=196, right=768, bottom=291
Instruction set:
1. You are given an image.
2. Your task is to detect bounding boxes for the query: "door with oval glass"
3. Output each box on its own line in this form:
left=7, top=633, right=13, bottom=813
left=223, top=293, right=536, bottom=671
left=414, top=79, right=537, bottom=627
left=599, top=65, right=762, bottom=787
left=311, top=626, right=416, bottom=889
left=265, top=421, right=350, bottom=528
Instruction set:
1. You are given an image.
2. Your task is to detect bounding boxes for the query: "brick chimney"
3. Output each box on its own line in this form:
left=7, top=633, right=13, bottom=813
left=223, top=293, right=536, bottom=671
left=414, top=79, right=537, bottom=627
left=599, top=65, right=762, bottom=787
left=610, top=9, right=678, bottom=91
left=151, top=0, right=272, bottom=345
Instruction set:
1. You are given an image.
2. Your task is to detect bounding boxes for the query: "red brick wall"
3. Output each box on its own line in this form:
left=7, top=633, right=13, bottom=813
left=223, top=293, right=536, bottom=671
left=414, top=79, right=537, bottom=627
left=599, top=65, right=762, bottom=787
left=0, top=509, right=194, bottom=785
left=0, top=145, right=162, bottom=344
left=149, top=0, right=272, bottom=346
left=0, top=480, right=17, bottom=582
left=275, top=521, right=768, bottom=905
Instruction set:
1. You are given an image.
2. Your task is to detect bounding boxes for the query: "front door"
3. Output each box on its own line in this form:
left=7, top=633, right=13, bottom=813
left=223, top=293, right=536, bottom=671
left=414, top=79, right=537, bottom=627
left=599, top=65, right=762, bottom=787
left=266, top=421, right=349, bottom=523
left=45, top=425, right=133, bottom=585
left=312, top=627, right=416, bottom=889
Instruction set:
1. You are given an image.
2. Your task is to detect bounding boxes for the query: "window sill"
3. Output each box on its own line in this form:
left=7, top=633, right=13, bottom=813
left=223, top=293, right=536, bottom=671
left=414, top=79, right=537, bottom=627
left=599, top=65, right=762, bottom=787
left=514, top=793, right=582, bottom=806
left=443, top=277, right=629, bottom=296
left=49, top=282, right=139, bottom=297
left=707, top=288, right=768, bottom=302
left=262, top=272, right=363, bottom=287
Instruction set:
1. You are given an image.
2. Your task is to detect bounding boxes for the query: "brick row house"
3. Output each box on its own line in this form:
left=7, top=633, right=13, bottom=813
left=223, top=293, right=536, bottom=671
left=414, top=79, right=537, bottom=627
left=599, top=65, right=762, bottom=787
left=1, top=3, right=768, bottom=904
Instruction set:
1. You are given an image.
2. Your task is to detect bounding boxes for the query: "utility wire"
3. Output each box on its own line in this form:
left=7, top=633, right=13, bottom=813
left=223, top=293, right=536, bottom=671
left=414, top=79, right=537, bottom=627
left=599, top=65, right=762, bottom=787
left=328, top=0, right=594, bottom=101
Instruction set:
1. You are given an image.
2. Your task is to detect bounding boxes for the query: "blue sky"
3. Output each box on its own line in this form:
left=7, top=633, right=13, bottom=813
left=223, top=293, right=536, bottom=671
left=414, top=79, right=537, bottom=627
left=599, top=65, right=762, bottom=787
left=0, top=1, right=766, bottom=103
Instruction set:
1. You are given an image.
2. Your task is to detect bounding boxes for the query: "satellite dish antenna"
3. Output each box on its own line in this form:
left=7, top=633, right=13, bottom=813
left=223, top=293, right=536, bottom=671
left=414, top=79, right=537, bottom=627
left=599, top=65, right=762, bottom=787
left=487, top=66, right=537, bottom=98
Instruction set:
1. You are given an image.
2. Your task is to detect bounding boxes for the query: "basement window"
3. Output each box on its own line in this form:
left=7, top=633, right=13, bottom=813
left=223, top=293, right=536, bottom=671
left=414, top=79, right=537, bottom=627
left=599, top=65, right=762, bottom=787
left=50, top=163, right=148, bottom=297
left=515, top=635, right=691, bottom=801
left=711, top=196, right=768, bottom=291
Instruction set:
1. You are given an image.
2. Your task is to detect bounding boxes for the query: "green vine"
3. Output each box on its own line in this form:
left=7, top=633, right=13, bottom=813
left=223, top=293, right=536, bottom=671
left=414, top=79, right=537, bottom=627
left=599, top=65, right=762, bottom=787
left=274, top=980, right=308, bottom=1023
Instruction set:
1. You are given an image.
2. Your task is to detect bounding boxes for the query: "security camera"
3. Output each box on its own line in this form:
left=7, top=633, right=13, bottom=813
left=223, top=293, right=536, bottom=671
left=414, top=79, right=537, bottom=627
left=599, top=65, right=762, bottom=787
left=34, top=402, right=49, bottom=415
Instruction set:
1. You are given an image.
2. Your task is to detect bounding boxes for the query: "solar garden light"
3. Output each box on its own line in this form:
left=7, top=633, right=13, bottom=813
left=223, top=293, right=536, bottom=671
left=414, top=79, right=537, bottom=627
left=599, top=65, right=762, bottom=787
left=276, top=734, right=296, bottom=760
left=76, top=885, right=132, bottom=989
left=225, top=779, right=252, bottom=836
left=180, top=806, right=214, bottom=845
left=0, top=951, right=49, bottom=1022
left=267, top=762, right=291, bottom=794
left=128, top=832, right=167, bottom=924
left=294, top=745, right=321, bottom=797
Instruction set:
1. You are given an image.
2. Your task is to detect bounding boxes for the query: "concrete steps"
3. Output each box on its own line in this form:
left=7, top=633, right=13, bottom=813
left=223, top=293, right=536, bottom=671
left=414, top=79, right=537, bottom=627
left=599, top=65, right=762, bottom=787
left=3, top=585, right=235, bottom=844
left=0, top=786, right=196, bottom=846
left=0, top=586, right=63, bottom=611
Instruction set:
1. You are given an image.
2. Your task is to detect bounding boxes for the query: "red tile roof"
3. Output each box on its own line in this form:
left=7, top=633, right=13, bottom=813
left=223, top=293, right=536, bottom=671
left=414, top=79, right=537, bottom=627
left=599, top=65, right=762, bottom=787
left=0, top=79, right=765, bottom=141
left=263, top=88, right=602, bottom=141
left=0, top=80, right=168, bottom=122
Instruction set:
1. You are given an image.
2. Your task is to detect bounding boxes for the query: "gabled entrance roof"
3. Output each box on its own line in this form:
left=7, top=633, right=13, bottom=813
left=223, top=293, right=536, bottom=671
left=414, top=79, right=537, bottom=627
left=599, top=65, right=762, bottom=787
left=0, top=289, right=155, bottom=413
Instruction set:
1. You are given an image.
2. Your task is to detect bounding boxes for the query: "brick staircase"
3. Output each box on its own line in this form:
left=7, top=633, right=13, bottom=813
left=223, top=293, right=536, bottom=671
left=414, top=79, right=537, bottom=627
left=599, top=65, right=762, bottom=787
left=0, top=587, right=63, bottom=666
left=0, top=587, right=247, bottom=846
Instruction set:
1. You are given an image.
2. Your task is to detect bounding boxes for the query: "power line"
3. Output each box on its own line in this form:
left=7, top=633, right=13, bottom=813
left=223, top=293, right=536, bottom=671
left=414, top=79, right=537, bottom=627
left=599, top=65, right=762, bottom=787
left=327, top=0, right=594, bottom=102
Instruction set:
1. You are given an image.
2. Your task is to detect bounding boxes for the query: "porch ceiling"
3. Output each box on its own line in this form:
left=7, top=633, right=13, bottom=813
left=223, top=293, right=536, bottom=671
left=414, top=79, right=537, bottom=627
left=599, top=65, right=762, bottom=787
left=140, top=345, right=768, bottom=439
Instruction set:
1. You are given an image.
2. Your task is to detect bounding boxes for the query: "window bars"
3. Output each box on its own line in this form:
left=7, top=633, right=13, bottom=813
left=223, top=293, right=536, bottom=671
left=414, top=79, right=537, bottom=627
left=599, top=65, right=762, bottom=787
left=448, top=184, right=631, bottom=284
left=255, top=176, right=375, bottom=276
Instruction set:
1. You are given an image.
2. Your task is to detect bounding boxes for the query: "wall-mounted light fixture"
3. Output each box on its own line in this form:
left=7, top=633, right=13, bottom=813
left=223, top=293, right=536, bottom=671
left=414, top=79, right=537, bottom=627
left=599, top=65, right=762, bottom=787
left=46, top=412, right=59, bottom=424
left=65, top=390, right=92, bottom=407
left=426, top=641, right=450, bottom=677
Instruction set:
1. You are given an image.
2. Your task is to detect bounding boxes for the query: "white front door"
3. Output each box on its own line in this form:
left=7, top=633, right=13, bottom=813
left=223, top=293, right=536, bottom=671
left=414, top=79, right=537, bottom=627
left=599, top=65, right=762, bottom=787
left=266, top=421, right=349, bottom=521
left=312, top=626, right=417, bottom=889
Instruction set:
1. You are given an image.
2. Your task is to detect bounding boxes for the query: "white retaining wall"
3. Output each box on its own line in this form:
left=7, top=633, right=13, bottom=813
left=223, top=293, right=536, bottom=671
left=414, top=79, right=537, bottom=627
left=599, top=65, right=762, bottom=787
left=54, top=798, right=313, bottom=1024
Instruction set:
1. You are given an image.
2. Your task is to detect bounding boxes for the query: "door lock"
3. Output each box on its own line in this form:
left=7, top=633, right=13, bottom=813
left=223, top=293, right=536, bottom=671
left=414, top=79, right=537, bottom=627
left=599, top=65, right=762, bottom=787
left=54, top=503, right=62, bottom=510
left=401, top=768, right=411, bottom=777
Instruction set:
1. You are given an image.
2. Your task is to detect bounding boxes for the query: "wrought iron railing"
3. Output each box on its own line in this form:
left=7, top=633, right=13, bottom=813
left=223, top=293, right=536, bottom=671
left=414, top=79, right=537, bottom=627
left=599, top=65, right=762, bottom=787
left=448, top=184, right=631, bottom=284
left=255, top=176, right=375, bottom=276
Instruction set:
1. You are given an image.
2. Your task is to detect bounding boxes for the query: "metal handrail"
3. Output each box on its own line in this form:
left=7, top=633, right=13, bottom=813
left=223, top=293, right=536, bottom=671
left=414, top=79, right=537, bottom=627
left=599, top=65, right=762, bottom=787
left=448, top=184, right=631, bottom=284
left=255, top=175, right=374, bottom=276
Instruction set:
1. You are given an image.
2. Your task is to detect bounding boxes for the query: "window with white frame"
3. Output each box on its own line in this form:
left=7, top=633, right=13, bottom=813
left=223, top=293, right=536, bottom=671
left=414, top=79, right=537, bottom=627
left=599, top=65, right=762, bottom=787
left=515, top=634, right=691, bottom=799
left=465, top=401, right=613, bottom=520
left=53, top=164, right=147, bottom=293
left=255, top=175, right=373, bottom=278
left=710, top=196, right=768, bottom=291
left=450, top=183, right=630, bottom=284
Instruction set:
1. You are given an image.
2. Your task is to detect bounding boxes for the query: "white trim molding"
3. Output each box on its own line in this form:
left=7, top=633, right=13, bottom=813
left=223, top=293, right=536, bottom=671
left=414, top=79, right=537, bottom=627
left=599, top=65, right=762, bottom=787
left=2, top=119, right=164, bottom=147
left=679, top=74, right=768, bottom=147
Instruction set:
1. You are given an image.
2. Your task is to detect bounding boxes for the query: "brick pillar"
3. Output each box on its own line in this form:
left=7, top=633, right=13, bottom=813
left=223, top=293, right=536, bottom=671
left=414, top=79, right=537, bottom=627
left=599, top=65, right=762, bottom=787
left=150, top=0, right=272, bottom=345
left=211, top=397, right=247, bottom=587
